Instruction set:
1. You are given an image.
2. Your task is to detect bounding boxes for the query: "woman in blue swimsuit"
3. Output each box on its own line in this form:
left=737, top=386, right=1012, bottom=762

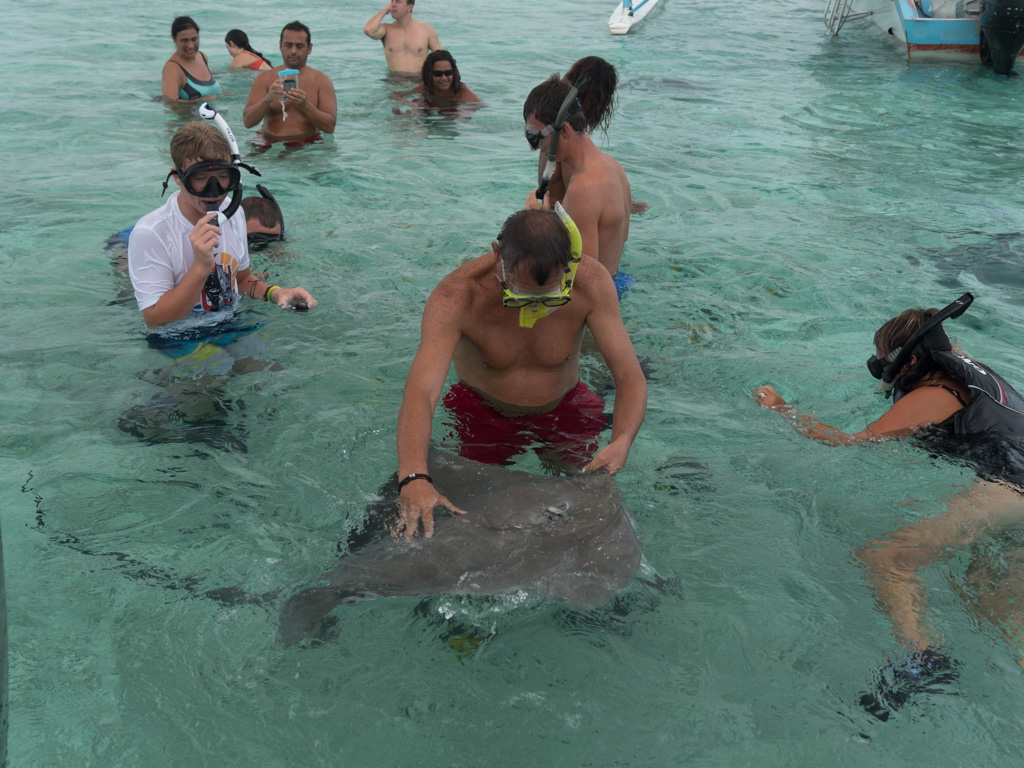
left=161, top=16, right=221, bottom=103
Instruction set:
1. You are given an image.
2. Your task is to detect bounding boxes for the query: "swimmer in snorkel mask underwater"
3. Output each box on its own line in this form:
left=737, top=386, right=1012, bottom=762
left=751, top=293, right=1024, bottom=720
left=748, top=294, right=1015, bottom=446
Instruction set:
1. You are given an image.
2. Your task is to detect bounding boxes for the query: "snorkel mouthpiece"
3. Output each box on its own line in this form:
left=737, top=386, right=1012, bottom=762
left=515, top=203, right=583, bottom=328
left=518, top=303, right=546, bottom=329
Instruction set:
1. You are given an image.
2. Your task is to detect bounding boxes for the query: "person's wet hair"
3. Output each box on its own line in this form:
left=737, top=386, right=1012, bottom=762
left=241, top=197, right=284, bottom=230
left=171, top=16, right=199, bottom=39
left=874, top=308, right=939, bottom=356
left=280, top=20, right=311, bottom=45
left=170, top=122, right=230, bottom=171
left=421, top=50, right=463, bottom=97
left=566, top=56, right=618, bottom=136
left=225, top=29, right=269, bottom=65
left=524, top=75, right=588, bottom=133
left=497, top=210, right=571, bottom=286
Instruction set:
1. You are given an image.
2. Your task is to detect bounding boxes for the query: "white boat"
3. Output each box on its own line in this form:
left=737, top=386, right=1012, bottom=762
left=609, top=0, right=665, bottom=34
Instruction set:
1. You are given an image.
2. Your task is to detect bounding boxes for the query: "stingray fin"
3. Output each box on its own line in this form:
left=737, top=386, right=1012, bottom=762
left=278, top=586, right=371, bottom=645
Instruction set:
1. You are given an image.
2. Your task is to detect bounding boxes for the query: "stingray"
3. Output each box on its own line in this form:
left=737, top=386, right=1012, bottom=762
left=279, top=449, right=642, bottom=645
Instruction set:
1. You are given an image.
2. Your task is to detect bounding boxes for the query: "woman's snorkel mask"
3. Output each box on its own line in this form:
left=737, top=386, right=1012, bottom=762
left=501, top=202, right=582, bottom=329
left=160, top=102, right=260, bottom=221
left=867, top=292, right=973, bottom=397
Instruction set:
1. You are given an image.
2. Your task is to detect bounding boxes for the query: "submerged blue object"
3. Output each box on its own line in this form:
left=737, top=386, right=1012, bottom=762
left=613, top=270, right=636, bottom=301
left=146, top=316, right=264, bottom=359
left=859, top=649, right=960, bottom=722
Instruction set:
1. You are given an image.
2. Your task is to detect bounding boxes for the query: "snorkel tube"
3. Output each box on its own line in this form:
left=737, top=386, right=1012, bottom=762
left=197, top=102, right=261, bottom=221
left=535, top=80, right=588, bottom=202
left=870, top=293, right=974, bottom=396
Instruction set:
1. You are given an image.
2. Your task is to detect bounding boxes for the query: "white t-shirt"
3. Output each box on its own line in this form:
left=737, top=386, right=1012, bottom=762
left=128, top=191, right=250, bottom=313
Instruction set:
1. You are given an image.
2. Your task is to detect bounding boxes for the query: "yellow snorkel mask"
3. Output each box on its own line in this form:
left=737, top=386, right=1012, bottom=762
left=500, top=203, right=582, bottom=329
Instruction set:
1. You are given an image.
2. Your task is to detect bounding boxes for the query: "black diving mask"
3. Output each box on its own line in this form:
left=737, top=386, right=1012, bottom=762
left=245, top=185, right=285, bottom=250
left=246, top=232, right=284, bottom=250
left=166, top=161, right=242, bottom=198
left=866, top=292, right=973, bottom=390
left=866, top=349, right=900, bottom=380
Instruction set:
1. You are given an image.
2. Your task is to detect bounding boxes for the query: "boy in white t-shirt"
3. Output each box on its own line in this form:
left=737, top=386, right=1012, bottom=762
left=128, top=122, right=316, bottom=330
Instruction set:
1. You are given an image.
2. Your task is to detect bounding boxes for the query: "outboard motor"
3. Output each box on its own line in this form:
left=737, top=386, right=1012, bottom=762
left=980, top=0, right=1024, bottom=75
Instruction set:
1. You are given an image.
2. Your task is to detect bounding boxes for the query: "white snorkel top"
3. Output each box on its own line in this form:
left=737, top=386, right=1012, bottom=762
left=196, top=101, right=261, bottom=222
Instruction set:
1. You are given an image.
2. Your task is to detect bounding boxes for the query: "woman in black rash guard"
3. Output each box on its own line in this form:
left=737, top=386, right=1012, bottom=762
left=754, top=294, right=1024, bottom=716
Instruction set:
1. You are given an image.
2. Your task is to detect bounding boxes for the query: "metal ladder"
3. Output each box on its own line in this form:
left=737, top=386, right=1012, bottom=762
left=824, top=0, right=872, bottom=36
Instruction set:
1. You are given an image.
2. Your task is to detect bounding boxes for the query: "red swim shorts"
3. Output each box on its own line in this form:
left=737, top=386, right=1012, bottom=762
left=441, top=381, right=607, bottom=468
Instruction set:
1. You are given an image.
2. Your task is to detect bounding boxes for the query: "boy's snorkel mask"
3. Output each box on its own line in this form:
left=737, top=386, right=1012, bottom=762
left=160, top=102, right=261, bottom=221
left=867, top=292, right=973, bottom=398
left=500, top=202, right=582, bottom=329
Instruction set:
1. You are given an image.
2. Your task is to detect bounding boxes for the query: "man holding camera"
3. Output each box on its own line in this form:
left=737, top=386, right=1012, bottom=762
left=243, top=21, right=337, bottom=141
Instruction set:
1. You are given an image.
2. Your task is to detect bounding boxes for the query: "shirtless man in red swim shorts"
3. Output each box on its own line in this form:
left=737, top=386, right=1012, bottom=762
left=394, top=207, right=647, bottom=538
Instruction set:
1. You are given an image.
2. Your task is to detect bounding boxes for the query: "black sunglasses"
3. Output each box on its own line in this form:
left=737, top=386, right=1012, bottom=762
left=432, top=69, right=454, bottom=77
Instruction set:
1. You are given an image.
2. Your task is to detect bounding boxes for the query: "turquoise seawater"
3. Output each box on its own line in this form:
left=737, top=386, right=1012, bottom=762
left=4, top=0, right=1024, bottom=764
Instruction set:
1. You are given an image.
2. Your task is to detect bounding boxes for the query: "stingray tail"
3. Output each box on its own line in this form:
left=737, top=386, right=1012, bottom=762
left=278, top=586, right=373, bottom=645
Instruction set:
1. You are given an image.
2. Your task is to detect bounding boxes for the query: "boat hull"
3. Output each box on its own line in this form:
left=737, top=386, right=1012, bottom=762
left=844, top=0, right=1024, bottom=68
left=609, top=0, right=665, bottom=34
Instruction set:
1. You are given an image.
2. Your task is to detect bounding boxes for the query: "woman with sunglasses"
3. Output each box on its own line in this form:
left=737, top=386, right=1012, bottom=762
left=161, top=16, right=221, bottom=103
left=754, top=296, right=1024, bottom=716
left=395, top=50, right=480, bottom=108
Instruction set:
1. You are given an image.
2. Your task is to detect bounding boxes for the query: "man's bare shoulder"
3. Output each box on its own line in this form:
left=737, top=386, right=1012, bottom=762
left=424, top=254, right=493, bottom=322
left=433, top=253, right=492, bottom=295
left=310, top=66, right=336, bottom=89
left=570, top=153, right=631, bottom=207
left=415, top=19, right=439, bottom=35
left=580, top=149, right=627, bottom=184
left=573, top=255, right=617, bottom=298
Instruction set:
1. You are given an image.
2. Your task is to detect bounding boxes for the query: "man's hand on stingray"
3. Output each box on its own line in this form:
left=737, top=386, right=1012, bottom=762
left=396, top=483, right=466, bottom=539
left=585, top=440, right=630, bottom=476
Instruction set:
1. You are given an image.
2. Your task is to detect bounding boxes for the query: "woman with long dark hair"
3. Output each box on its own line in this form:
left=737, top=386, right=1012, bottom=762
left=225, top=29, right=272, bottom=71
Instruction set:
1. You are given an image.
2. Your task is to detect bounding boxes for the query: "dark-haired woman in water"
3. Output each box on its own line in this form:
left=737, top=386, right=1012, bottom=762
left=755, top=297, right=1024, bottom=698
left=393, top=50, right=480, bottom=114
left=225, top=29, right=272, bottom=71
left=161, top=16, right=221, bottom=102
left=543, top=56, right=648, bottom=214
